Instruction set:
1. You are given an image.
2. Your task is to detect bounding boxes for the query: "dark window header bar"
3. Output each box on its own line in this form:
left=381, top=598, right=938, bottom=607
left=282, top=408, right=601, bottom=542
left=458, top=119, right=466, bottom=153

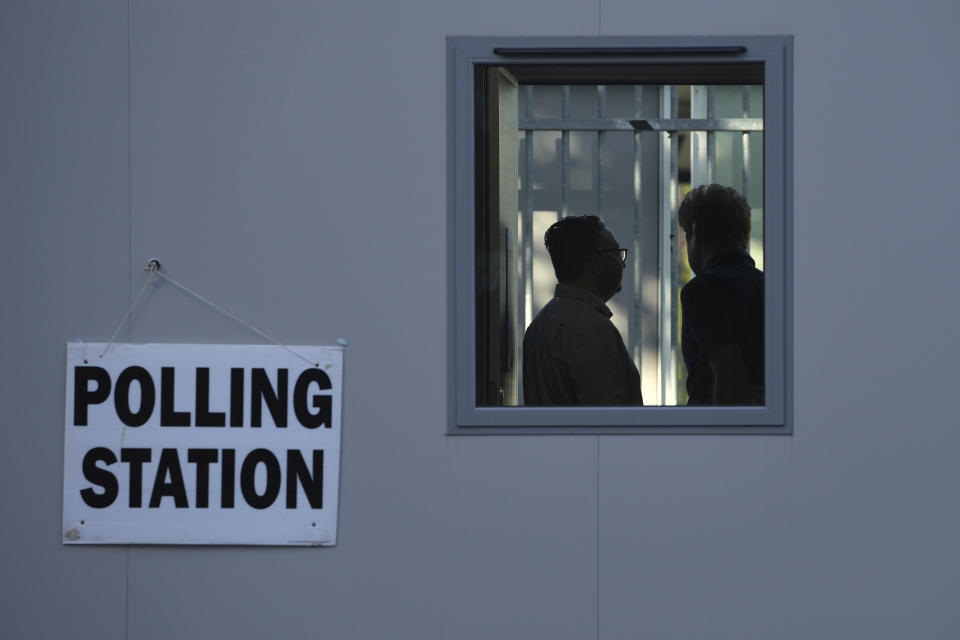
left=492, top=46, right=748, bottom=58
left=489, top=63, right=764, bottom=86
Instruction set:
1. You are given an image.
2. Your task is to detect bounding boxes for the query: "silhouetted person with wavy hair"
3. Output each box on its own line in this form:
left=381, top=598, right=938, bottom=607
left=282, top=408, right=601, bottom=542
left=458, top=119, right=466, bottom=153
left=523, top=215, right=643, bottom=405
left=679, top=184, right=764, bottom=405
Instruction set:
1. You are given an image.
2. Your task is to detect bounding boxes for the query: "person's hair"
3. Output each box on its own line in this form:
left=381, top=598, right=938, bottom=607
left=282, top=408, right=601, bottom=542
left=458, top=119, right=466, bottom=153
left=544, top=215, right=607, bottom=282
left=678, top=184, right=751, bottom=249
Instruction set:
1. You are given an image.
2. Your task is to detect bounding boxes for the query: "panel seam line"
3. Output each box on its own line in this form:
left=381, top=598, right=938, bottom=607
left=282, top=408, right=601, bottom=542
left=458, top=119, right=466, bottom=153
left=596, top=435, right=600, bottom=640
left=125, top=0, right=132, bottom=637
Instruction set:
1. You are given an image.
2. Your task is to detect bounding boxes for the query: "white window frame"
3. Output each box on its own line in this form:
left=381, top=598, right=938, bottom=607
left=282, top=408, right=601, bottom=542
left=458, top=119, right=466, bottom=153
left=447, top=36, right=793, bottom=435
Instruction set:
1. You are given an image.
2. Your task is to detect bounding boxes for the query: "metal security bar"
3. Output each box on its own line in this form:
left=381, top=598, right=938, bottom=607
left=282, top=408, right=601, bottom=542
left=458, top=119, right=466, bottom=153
left=631, top=85, right=644, bottom=372
left=659, top=85, right=680, bottom=405
left=518, top=84, right=761, bottom=405
left=518, top=118, right=762, bottom=131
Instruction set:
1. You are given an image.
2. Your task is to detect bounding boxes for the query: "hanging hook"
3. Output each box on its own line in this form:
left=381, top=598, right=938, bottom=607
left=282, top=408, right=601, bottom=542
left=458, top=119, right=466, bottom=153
left=145, top=258, right=161, bottom=272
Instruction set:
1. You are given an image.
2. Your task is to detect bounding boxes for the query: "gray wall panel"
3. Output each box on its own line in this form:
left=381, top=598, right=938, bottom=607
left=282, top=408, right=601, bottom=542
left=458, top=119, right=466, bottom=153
left=599, top=438, right=797, bottom=639
left=436, top=438, right=598, bottom=640
left=0, top=1, right=130, bottom=639
left=125, top=1, right=599, bottom=639
left=599, top=0, right=960, bottom=638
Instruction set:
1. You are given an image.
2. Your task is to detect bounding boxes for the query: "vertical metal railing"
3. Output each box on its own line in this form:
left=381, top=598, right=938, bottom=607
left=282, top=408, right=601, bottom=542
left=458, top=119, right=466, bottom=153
left=560, top=86, right=570, bottom=219
left=658, top=85, right=680, bottom=405
left=631, top=86, right=644, bottom=370
left=741, top=86, right=751, bottom=204
left=706, top=86, right=716, bottom=184
left=596, top=86, right=606, bottom=216
left=520, top=85, right=535, bottom=386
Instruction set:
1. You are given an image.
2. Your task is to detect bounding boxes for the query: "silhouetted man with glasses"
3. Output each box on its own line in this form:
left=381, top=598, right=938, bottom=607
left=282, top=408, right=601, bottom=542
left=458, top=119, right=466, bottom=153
left=523, top=215, right=643, bottom=405
left=679, top=184, right=764, bottom=405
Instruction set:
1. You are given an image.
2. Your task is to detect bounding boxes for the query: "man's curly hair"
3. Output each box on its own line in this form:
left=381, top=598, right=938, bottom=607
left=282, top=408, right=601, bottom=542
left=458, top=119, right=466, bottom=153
left=678, top=184, right=751, bottom=249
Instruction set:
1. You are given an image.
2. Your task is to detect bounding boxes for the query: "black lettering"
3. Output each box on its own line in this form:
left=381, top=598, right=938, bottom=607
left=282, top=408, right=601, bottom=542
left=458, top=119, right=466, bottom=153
left=74, top=366, right=111, bottom=426
left=293, top=369, right=332, bottom=429
left=240, top=448, right=281, bottom=509
left=161, top=367, right=191, bottom=426
left=286, top=449, right=323, bottom=508
left=114, top=366, right=155, bottom=427
left=80, top=447, right=118, bottom=508
left=251, top=369, right=287, bottom=427
left=230, top=368, right=244, bottom=427
left=120, top=448, right=151, bottom=508
left=149, top=448, right=188, bottom=508
left=221, top=449, right=235, bottom=508
left=188, top=449, right=218, bottom=508
left=195, top=368, right=225, bottom=427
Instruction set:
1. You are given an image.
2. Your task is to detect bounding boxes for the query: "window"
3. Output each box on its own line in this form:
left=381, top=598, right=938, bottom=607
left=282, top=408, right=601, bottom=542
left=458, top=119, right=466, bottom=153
left=448, top=37, right=792, bottom=434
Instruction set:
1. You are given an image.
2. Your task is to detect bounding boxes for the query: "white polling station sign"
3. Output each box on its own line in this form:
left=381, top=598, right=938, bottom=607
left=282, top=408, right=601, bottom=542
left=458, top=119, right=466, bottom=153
left=62, top=343, right=342, bottom=545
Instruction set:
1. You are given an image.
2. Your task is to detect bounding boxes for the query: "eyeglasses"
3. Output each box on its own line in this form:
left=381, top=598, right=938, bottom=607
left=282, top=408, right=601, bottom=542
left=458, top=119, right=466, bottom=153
left=596, top=247, right=628, bottom=265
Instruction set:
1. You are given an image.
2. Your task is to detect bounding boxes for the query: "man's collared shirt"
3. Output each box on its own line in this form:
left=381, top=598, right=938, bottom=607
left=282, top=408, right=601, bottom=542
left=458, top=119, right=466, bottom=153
left=523, top=284, right=643, bottom=405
